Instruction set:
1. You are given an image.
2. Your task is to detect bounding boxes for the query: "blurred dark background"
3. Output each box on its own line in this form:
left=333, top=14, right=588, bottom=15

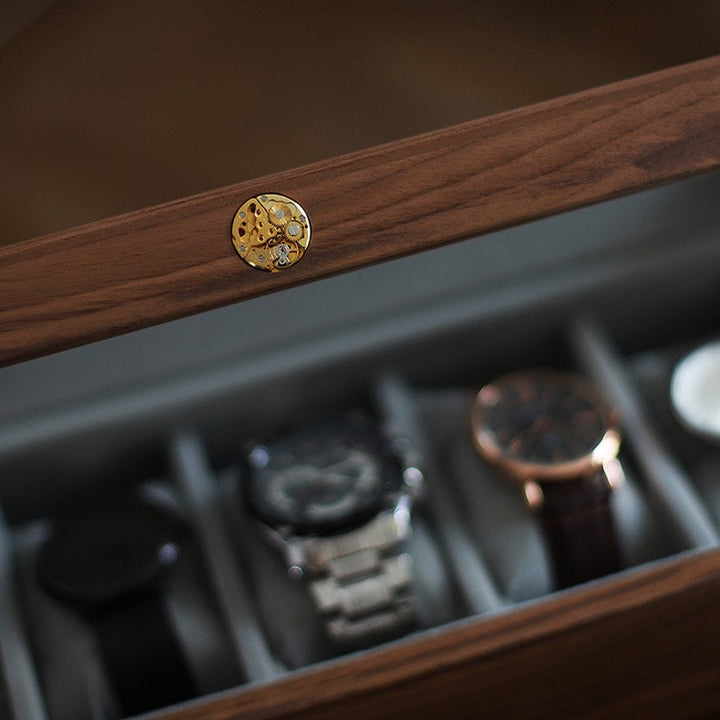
left=1, top=0, right=719, bottom=247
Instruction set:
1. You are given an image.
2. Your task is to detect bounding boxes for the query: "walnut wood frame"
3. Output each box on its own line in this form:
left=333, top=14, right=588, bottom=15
left=161, top=551, right=720, bottom=720
left=4, top=54, right=720, bottom=720
left=1, top=55, right=720, bottom=369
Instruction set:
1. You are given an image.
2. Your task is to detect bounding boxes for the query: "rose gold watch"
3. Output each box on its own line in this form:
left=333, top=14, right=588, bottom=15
left=470, top=369, right=624, bottom=588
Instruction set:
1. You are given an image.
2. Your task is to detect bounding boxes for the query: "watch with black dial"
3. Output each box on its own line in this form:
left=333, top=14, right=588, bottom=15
left=470, top=369, right=623, bottom=588
left=37, top=497, right=197, bottom=717
left=244, top=411, right=423, bottom=645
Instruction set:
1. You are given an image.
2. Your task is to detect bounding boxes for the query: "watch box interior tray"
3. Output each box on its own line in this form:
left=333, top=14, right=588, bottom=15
left=2, top=171, right=720, bottom=719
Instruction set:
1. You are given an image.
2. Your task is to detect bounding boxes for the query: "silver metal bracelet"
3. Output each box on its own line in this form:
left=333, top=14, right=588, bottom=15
left=301, top=510, right=417, bottom=644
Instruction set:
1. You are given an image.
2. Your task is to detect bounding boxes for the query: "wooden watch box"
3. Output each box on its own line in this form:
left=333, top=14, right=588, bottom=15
left=2, top=7, right=720, bottom=718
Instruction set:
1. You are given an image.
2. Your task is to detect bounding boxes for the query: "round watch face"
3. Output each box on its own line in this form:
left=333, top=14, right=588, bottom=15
left=670, top=340, right=720, bottom=441
left=245, top=413, right=399, bottom=535
left=471, top=370, right=620, bottom=481
left=38, top=500, right=185, bottom=607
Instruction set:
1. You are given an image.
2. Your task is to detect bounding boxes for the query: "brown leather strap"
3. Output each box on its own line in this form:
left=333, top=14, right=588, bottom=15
left=539, top=471, right=620, bottom=589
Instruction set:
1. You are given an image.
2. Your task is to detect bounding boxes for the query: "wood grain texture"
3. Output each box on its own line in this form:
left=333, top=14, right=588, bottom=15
left=2, top=55, right=720, bottom=368
left=160, top=550, right=720, bottom=720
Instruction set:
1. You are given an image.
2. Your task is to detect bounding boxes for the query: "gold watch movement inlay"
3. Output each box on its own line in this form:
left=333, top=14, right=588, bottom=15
left=231, top=193, right=311, bottom=272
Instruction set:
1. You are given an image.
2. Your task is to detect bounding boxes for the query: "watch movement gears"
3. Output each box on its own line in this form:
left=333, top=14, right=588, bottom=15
left=274, top=242, right=292, bottom=266
left=231, top=193, right=311, bottom=272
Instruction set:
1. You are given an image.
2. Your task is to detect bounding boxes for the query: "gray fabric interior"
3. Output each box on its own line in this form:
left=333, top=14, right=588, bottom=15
left=2, top=172, right=720, bottom=717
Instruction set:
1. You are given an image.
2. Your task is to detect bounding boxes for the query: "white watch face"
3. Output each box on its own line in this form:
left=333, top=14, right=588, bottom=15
left=471, top=370, right=619, bottom=481
left=670, top=340, right=720, bottom=439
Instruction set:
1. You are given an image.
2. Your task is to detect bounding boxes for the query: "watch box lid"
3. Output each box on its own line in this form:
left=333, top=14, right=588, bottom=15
left=1, top=54, right=720, bottom=369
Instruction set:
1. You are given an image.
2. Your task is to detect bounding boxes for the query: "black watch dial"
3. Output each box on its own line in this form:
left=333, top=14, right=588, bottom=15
left=38, top=499, right=185, bottom=608
left=245, top=412, right=399, bottom=535
left=473, top=371, right=612, bottom=470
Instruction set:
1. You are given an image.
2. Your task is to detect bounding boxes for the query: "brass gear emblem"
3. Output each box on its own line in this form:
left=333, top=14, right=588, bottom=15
left=231, top=193, right=311, bottom=272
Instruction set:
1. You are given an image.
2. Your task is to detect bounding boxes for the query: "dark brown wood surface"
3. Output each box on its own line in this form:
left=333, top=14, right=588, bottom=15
left=160, top=549, right=720, bottom=720
left=2, top=55, right=720, bottom=368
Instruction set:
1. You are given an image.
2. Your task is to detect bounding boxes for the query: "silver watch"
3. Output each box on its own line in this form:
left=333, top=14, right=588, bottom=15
left=244, top=411, right=423, bottom=645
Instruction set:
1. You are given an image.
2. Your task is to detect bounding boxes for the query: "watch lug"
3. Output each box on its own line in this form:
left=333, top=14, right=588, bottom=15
left=523, top=480, right=545, bottom=510
left=254, top=520, right=308, bottom=574
left=602, top=457, right=625, bottom=489
left=390, top=494, right=412, bottom=535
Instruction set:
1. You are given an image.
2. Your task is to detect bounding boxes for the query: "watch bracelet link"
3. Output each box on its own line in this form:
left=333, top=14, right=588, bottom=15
left=300, top=511, right=417, bottom=644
